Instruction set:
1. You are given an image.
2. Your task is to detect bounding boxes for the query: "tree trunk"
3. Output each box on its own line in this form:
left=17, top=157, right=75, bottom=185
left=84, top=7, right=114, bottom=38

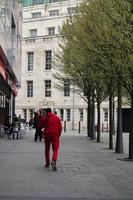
left=109, top=93, right=114, bottom=149
left=112, top=97, right=115, bottom=135
left=129, top=91, right=133, bottom=159
left=91, top=92, right=96, bottom=140
left=97, top=100, right=101, bottom=142
left=87, top=94, right=91, bottom=137
left=115, top=83, right=123, bottom=153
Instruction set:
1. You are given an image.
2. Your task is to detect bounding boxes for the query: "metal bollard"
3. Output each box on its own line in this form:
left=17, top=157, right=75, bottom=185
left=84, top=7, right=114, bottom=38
left=102, top=123, right=104, bottom=132
left=78, top=121, right=80, bottom=133
left=64, top=121, right=66, bottom=132
left=107, top=123, right=108, bottom=132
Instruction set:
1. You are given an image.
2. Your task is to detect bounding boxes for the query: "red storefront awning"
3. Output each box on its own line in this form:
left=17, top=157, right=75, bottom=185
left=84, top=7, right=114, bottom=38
left=0, top=59, right=7, bottom=80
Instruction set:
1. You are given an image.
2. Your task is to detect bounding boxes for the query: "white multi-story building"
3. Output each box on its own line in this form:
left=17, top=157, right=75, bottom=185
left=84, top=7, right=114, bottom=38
left=16, top=0, right=111, bottom=130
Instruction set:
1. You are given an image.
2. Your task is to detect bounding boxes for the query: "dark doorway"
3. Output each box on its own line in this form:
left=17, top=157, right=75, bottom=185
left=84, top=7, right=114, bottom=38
left=122, top=108, right=130, bottom=132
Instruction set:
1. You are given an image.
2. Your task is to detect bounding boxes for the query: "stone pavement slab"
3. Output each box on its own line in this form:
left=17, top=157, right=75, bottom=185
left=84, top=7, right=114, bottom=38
left=0, top=197, right=132, bottom=200
left=0, top=129, right=132, bottom=200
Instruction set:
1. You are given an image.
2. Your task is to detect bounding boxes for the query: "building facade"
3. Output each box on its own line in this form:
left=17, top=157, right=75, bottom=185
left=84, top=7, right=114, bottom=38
left=16, top=0, right=111, bottom=130
left=0, top=0, right=22, bottom=124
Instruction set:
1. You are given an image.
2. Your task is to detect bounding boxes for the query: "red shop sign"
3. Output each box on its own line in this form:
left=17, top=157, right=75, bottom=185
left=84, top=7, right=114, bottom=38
left=0, top=59, right=7, bottom=80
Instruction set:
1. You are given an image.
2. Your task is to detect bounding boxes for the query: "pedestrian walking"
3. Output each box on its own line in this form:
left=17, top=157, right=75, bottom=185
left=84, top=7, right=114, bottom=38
left=29, top=118, right=33, bottom=129
left=33, top=110, right=42, bottom=142
left=40, top=108, right=62, bottom=171
left=12, top=116, right=21, bottom=140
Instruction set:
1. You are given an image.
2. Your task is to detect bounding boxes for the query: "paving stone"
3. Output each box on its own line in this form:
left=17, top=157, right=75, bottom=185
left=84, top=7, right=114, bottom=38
left=0, top=130, right=132, bottom=200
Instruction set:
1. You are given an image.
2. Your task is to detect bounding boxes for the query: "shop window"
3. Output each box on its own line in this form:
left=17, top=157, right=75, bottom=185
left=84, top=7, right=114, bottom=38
left=0, top=91, right=5, bottom=108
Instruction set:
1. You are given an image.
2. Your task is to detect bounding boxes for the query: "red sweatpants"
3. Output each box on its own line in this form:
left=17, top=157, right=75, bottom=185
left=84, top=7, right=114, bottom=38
left=44, top=135, right=59, bottom=165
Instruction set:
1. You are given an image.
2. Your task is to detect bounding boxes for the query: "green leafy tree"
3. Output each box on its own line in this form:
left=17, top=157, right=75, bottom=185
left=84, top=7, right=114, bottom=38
left=53, top=0, right=133, bottom=159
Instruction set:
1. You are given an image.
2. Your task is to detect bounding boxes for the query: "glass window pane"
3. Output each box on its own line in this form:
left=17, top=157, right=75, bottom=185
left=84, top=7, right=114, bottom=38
left=49, top=9, right=59, bottom=16
left=66, top=109, right=70, bottom=121
left=30, top=29, right=37, bottom=37
left=32, top=12, right=41, bottom=18
left=27, top=52, right=34, bottom=71
left=27, top=81, right=33, bottom=97
left=48, top=27, right=55, bottom=35
left=45, top=50, right=52, bottom=70
left=45, top=80, right=51, bottom=97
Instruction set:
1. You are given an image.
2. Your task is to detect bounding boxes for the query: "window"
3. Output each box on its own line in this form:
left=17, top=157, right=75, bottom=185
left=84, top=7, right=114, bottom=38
left=1, top=8, right=6, bottom=16
left=45, top=80, right=51, bottom=97
left=104, top=109, right=108, bottom=122
left=0, top=91, right=5, bottom=108
left=30, top=29, right=37, bottom=37
left=64, top=79, right=70, bottom=96
left=48, top=27, right=55, bottom=35
left=45, top=50, right=52, bottom=70
left=66, top=109, right=71, bottom=121
left=27, top=52, right=34, bottom=71
left=49, top=9, right=59, bottom=16
left=32, top=12, right=41, bottom=18
left=79, top=109, right=84, bottom=121
left=67, top=7, right=76, bottom=14
left=32, top=0, right=43, bottom=5
left=60, top=109, right=64, bottom=121
left=27, top=81, right=33, bottom=97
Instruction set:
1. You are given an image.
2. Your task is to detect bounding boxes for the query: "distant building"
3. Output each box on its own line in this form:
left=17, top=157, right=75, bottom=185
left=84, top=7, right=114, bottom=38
left=16, top=0, right=112, bottom=130
left=0, top=0, right=22, bottom=124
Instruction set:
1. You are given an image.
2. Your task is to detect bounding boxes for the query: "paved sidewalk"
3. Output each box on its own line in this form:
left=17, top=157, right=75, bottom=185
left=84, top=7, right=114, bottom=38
left=0, top=129, right=132, bottom=200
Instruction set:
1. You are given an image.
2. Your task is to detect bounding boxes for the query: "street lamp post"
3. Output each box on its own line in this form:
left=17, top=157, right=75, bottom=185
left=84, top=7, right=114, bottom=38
left=72, top=84, right=75, bottom=130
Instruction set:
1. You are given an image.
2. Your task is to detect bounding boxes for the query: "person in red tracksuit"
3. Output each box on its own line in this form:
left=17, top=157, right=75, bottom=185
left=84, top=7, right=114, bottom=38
left=40, top=108, right=62, bottom=171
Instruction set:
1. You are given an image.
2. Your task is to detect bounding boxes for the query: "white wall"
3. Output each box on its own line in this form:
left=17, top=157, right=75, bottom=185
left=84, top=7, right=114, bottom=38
left=16, top=0, right=113, bottom=130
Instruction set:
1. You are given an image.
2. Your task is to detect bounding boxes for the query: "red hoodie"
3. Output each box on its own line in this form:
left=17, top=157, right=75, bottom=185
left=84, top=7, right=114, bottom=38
left=40, top=112, right=62, bottom=137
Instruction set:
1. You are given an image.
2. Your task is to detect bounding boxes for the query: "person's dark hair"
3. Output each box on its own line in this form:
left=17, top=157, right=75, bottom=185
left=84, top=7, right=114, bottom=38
left=54, top=111, right=57, bottom=115
left=45, top=108, right=52, bottom=113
